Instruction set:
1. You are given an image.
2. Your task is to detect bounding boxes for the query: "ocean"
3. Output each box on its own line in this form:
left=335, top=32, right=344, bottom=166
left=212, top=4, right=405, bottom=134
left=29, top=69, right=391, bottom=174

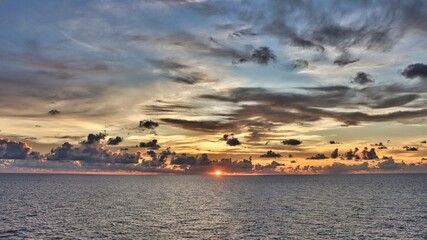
left=0, top=173, right=426, bottom=239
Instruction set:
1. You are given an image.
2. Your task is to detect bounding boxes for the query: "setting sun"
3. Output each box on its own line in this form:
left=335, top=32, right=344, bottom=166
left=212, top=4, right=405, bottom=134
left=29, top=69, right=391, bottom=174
left=214, top=170, right=222, bottom=175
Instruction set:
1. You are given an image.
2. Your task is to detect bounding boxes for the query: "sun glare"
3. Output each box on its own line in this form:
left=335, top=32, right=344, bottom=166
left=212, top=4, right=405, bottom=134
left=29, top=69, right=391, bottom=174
left=214, top=170, right=222, bottom=175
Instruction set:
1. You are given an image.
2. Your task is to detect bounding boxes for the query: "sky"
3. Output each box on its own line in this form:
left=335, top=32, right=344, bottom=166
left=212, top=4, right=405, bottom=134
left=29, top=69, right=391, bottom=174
left=1, top=0, right=427, bottom=174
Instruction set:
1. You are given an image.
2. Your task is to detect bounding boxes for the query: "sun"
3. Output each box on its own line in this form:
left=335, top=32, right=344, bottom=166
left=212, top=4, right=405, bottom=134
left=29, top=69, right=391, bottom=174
left=214, top=170, right=222, bottom=175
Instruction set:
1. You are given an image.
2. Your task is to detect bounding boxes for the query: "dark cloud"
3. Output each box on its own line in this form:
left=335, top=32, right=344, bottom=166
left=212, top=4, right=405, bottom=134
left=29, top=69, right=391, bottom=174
left=292, top=59, right=309, bottom=69
left=107, top=136, right=123, bottom=145
left=139, top=139, right=161, bottom=150
left=291, top=37, right=325, bottom=52
left=333, top=52, right=360, bottom=66
left=139, top=120, right=159, bottom=130
left=403, top=146, right=418, bottom=151
left=401, top=63, right=427, bottom=79
left=197, top=86, right=427, bottom=133
left=331, top=148, right=339, bottom=159
left=351, top=72, right=374, bottom=85
left=307, top=153, right=328, bottom=160
left=260, top=150, right=281, bottom=158
left=161, top=118, right=236, bottom=132
left=226, top=137, right=241, bottom=146
left=229, top=28, right=258, bottom=38
left=47, top=141, right=140, bottom=164
left=282, top=139, right=302, bottom=146
left=48, top=109, right=61, bottom=115
left=250, top=46, right=276, bottom=65
left=370, top=94, right=419, bottom=109
left=170, top=72, right=216, bottom=85
left=0, top=138, right=33, bottom=159
left=81, top=132, right=107, bottom=145
left=171, top=154, right=197, bottom=165
left=312, top=24, right=395, bottom=52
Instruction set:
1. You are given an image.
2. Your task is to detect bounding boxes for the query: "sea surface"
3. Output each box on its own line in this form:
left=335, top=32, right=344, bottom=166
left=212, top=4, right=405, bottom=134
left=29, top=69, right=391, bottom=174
left=0, top=173, right=426, bottom=239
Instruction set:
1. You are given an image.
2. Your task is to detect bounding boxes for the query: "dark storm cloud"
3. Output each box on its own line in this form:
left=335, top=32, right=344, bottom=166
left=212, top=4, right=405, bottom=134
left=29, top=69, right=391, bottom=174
left=0, top=138, right=33, bottom=159
left=401, top=63, right=427, bottom=79
left=351, top=72, right=374, bottom=85
left=48, top=109, right=61, bottom=115
left=282, top=139, right=302, bottom=146
left=260, top=150, right=281, bottom=158
left=139, top=139, right=161, bottom=150
left=107, top=136, right=123, bottom=145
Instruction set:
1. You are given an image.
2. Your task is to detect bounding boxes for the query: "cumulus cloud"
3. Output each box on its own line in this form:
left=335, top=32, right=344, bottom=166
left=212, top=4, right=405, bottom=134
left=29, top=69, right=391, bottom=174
left=260, top=150, right=281, bottom=158
left=139, top=120, right=159, bottom=133
left=139, top=139, right=161, bottom=150
left=0, top=138, right=33, bottom=159
left=81, top=132, right=107, bottom=145
left=47, top=134, right=141, bottom=164
left=401, top=63, right=427, bottom=79
left=107, top=136, right=123, bottom=145
left=351, top=72, right=374, bottom=85
left=250, top=46, right=276, bottom=65
left=226, top=137, right=241, bottom=146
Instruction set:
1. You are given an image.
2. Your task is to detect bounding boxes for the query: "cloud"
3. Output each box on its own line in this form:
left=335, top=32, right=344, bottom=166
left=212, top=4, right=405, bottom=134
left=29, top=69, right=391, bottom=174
left=0, top=138, right=33, bottom=159
left=292, top=59, right=309, bottom=69
left=351, top=72, right=374, bottom=85
left=401, top=63, right=427, bottom=79
left=139, top=139, right=161, bottom=150
left=147, top=59, right=189, bottom=70
left=48, top=109, right=61, bottom=115
left=250, top=46, right=277, bottom=65
left=307, top=153, right=328, bottom=160
left=226, top=137, right=241, bottom=146
left=370, top=94, right=419, bottom=109
left=231, top=46, right=276, bottom=65
left=139, top=120, right=159, bottom=130
left=81, top=132, right=107, bottom=145
left=107, top=136, right=123, bottom=145
left=282, top=139, right=302, bottom=146
left=47, top=135, right=141, bottom=164
left=290, top=37, right=325, bottom=52
left=260, top=150, right=281, bottom=158
left=333, top=52, right=359, bottom=66
left=229, top=28, right=258, bottom=38
left=161, top=118, right=236, bottom=132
